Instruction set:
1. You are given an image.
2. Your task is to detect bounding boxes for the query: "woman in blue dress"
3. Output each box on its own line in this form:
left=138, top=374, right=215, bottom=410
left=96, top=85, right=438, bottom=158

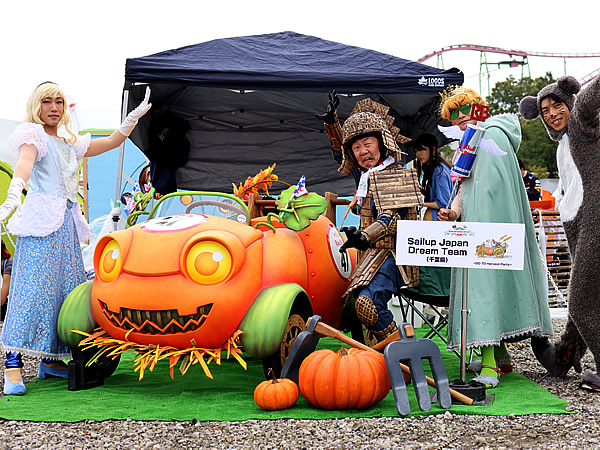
left=0, top=82, right=151, bottom=395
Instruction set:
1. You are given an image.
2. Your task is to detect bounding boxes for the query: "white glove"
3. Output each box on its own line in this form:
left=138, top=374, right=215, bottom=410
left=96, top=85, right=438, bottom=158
left=118, top=87, right=152, bottom=137
left=110, top=206, right=122, bottom=220
left=0, top=177, right=26, bottom=223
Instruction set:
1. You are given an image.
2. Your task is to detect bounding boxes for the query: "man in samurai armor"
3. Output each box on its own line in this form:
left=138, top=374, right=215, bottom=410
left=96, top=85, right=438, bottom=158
left=319, top=97, right=421, bottom=343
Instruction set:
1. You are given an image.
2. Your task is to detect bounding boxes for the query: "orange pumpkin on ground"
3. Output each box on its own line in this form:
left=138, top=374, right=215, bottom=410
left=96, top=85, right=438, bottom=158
left=254, top=370, right=299, bottom=411
left=298, top=347, right=391, bottom=410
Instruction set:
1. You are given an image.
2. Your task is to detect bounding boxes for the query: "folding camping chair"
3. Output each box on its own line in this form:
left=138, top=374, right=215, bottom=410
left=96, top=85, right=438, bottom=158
left=394, top=288, right=457, bottom=355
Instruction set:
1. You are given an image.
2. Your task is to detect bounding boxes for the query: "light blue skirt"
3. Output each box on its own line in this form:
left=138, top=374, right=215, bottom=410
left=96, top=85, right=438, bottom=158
left=0, top=209, right=86, bottom=359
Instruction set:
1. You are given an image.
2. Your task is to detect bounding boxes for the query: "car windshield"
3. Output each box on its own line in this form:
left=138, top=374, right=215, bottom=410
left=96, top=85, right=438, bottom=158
left=149, top=192, right=250, bottom=225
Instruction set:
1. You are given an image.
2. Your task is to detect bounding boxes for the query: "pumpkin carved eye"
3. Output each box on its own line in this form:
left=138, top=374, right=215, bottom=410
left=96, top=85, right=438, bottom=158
left=185, top=241, right=232, bottom=284
left=98, top=239, right=122, bottom=282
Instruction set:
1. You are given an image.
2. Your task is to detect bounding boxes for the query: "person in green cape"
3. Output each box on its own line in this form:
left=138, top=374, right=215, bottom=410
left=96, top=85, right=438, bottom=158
left=437, top=86, right=553, bottom=388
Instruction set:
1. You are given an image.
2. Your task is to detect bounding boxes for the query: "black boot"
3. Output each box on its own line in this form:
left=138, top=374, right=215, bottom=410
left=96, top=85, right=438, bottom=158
left=530, top=337, right=573, bottom=378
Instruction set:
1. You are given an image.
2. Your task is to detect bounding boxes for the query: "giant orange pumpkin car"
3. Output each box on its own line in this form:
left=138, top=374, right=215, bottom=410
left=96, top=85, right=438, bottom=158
left=58, top=191, right=357, bottom=388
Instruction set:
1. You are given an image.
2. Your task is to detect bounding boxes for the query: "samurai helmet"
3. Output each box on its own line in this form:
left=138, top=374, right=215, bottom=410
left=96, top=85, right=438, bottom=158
left=338, top=99, right=409, bottom=174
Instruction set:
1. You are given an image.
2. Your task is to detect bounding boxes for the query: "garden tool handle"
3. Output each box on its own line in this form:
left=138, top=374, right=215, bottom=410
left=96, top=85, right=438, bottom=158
left=309, top=318, right=473, bottom=406
left=422, top=372, right=473, bottom=406
left=371, top=330, right=401, bottom=351
left=312, top=320, right=374, bottom=352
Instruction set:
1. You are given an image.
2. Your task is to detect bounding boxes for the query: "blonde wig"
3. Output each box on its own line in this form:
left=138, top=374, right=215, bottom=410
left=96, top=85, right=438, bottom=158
left=439, top=86, right=486, bottom=120
left=25, top=82, right=77, bottom=144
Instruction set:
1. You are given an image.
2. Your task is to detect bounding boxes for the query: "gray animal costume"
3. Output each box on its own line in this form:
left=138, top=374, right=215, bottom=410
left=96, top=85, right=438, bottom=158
left=520, top=75, right=600, bottom=388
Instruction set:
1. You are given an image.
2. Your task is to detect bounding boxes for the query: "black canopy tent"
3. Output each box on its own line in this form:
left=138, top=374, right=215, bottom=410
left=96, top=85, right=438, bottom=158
left=121, top=31, right=463, bottom=197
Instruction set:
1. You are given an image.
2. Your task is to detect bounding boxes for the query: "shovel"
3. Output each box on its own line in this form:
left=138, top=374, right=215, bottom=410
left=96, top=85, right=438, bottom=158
left=280, top=314, right=372, bottom=385
left=281, top=315, right=472, bottom=408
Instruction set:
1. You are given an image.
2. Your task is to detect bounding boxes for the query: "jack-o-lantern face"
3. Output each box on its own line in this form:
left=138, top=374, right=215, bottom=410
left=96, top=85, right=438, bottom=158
left=91, top=214, right=265, bottom=349
left=90, top=212, right=355, bottom=353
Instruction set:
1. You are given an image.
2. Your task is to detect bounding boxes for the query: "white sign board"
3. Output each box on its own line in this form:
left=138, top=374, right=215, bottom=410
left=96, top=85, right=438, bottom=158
left=396, top=221, right=525, bottom=270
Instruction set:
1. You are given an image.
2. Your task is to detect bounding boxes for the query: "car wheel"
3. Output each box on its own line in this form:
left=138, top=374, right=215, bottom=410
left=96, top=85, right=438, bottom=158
left=68, top=347, right=121, bottom=391
left=262, top=313, right=306, bottom=379
left=91, top=350, right=121, bottom=379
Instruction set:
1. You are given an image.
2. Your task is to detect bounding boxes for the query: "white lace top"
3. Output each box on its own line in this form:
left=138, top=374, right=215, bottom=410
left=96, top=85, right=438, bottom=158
left=6, top=123, right=92, bottom=241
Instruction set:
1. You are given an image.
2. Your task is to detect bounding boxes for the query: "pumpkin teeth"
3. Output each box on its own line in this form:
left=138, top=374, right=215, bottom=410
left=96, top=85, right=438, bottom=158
left=100, top=301, right=213, bottom=335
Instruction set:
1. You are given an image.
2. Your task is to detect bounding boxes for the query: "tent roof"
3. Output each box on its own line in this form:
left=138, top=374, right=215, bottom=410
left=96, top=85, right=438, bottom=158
left=125, top=31, right=463, bottom=93
left=122, top=32, right=464, bottom=196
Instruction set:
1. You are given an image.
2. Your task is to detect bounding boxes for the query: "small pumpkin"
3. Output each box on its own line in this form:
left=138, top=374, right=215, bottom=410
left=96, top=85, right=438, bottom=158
left=299, top=347, right=391, bottom=410
left=254, top=369, right=299, bottom=411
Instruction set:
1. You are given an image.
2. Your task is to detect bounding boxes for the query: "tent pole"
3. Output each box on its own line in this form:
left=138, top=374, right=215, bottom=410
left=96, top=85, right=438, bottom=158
left=113, top=88, right=129, bottom=230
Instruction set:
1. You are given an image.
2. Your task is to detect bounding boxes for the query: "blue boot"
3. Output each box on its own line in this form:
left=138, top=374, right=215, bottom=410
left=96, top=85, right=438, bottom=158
left=38, top=361, right=68, bottom=379
left=4, top=368, right=26, bottom=395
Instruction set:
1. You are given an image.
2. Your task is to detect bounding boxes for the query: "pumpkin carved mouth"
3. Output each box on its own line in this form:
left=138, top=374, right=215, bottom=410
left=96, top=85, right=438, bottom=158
left=100, top=301, right=213, bottom=335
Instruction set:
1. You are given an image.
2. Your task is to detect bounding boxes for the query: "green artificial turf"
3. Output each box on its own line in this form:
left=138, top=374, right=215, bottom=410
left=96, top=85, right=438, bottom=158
left=0, top=329, right=569, bottom=422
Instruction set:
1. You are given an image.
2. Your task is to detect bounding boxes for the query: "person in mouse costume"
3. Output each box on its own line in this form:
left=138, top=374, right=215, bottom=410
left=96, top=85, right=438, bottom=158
left=520, top=75, right=600, bottom=391
left=319, top=97, right=421, bottom=343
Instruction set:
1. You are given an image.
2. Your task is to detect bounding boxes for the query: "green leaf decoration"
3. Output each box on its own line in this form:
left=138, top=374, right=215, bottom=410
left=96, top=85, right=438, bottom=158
left=275, top=186, right=295, bottom=209
left=276, top=186, right=327, bottom=231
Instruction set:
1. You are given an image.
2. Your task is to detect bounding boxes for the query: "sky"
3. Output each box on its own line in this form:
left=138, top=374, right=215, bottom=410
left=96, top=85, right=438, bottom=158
left=2, top=0, right=600, bottom=130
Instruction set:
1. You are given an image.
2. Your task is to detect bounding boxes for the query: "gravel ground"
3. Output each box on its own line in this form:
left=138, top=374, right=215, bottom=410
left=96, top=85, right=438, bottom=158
left=1, top=316, right=598, bottom=449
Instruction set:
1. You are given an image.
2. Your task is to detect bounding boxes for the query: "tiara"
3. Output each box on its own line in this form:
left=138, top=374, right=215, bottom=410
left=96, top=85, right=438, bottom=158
left=439, top=84, right=467, bottom=106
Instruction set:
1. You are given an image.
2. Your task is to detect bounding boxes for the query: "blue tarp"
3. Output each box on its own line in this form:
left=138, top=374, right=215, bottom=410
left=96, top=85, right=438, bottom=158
left=123, top=31, right=464, bottom=196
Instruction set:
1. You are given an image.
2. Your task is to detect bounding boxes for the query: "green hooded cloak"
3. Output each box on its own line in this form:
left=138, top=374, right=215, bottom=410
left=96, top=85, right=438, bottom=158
left=447, top=114, right=553, bottom=351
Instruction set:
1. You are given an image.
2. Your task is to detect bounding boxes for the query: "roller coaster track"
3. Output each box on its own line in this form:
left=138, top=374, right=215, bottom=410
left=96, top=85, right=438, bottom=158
left=418, top=44, right=600, bottom=85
